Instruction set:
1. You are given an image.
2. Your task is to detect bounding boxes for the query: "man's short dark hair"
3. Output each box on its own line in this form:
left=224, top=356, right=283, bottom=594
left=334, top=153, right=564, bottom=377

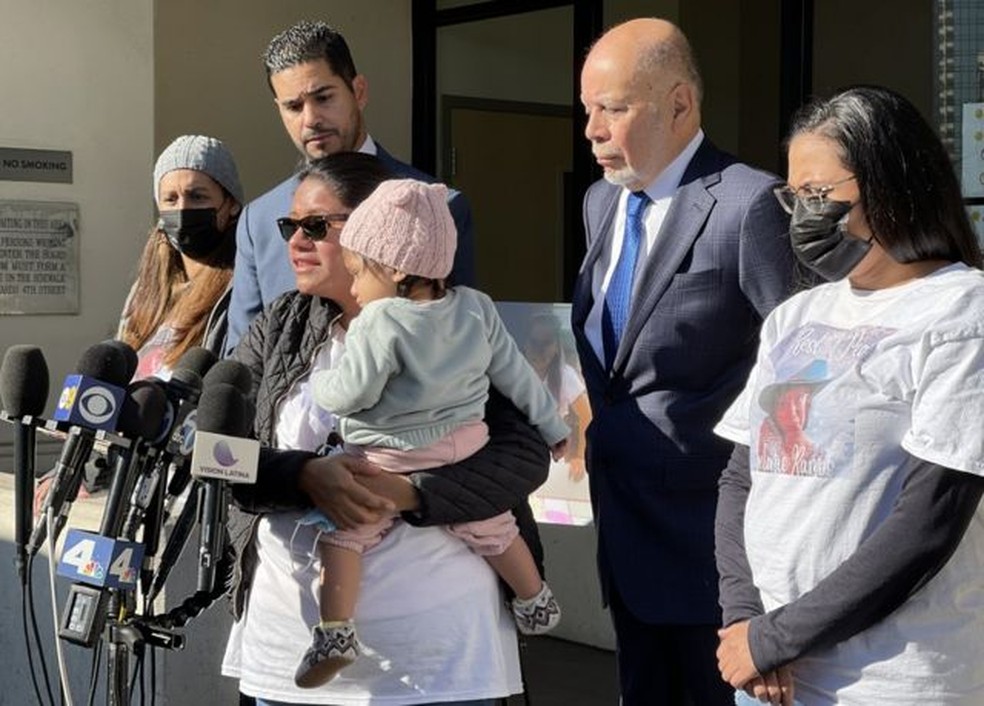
left=263, top=20, right=358, bottom=92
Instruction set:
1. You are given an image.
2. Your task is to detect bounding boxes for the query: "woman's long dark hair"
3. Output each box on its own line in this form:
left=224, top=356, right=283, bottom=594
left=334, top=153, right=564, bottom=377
left=120, top=198, right=237, bottom=367
left=789, top=85, right=982, bottom=268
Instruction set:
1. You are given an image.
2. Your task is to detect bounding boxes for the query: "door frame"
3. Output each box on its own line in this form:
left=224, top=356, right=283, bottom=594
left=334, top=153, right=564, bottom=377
left=443, top=95, right=574, bottom=300
left=412, top=0, right=602, bottom=299
left=412, top=0, right=815, bottom=297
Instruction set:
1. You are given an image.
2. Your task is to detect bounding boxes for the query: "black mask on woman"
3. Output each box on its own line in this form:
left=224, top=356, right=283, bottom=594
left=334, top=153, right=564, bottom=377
left=789, top=198, right=873, bottom=281
left=158, top=208, right=225, bottom=259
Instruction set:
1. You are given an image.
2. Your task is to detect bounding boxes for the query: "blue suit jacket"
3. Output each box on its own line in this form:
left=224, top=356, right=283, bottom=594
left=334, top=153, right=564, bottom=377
left=571, top=139, right=797, bottom=624
left=225, top=144, right=474, bottom=353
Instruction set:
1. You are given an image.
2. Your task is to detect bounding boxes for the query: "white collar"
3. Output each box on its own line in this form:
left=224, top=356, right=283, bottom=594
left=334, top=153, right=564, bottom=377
left=638, top=129, right=705, bottom=202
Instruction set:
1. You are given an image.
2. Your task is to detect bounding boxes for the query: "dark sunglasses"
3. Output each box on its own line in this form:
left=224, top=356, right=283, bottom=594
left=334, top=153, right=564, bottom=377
left=276, top=214, right=349, bottom=242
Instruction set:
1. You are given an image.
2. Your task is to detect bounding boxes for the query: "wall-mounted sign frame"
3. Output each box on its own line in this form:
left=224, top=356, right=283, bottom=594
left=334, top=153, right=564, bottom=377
left=0, top=148, right=73, bottom=184
left=0, top=200, right=80, bottom=314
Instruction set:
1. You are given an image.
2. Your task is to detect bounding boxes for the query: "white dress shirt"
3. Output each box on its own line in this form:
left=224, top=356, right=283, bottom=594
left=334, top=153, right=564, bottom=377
left=584, top=130, right=705, bottom=365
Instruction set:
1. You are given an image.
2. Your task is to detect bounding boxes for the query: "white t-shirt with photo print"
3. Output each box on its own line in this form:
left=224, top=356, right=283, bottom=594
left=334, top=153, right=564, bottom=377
left=716, top=262, right=984, bottom=706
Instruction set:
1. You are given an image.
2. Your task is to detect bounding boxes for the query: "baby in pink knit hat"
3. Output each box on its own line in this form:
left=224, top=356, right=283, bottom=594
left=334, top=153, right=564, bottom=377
left=293, top=178, right=568, bottom=688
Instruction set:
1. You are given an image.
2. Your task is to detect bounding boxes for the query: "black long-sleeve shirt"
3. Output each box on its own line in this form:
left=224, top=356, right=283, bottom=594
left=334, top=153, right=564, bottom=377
left=715, top=444, right=984, bottom=673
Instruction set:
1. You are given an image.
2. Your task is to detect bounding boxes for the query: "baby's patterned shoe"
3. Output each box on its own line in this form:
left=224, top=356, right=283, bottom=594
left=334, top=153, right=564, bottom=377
left=294, top=621, right=360, bottom=688
left=512, top=582, right=561, bottom=636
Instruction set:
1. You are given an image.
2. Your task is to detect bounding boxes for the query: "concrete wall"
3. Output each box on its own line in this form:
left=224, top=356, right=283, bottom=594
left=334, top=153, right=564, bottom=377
left=0, top=0, right=155, bottom=471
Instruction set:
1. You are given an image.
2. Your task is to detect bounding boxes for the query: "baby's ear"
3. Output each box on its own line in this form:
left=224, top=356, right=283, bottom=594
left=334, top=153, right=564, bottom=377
left=391, top=270, right=408, bottom=283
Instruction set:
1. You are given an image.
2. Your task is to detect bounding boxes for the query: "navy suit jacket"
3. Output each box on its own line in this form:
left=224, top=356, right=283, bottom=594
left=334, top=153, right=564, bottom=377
left=571, top=139, right=797, bottom=624
left=225, top=144, right=474, bottom=353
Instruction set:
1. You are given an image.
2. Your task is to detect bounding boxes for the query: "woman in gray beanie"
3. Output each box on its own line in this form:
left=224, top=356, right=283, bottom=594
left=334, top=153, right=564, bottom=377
left=118, top=134, right=244, bottom=379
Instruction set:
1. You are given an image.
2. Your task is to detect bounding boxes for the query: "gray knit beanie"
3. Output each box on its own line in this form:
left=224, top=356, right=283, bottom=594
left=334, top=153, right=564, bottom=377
left=153, top=135, right=244, bottom=206
left=340, top=179, right=456, bottom=279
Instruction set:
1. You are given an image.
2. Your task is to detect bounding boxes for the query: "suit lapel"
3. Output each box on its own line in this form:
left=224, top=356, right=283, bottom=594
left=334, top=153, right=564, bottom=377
left=611, top=142, right=722, bottom=372
left=573, top=183, right=619, bottom=378
left=572, top=183, right=620, bottom=329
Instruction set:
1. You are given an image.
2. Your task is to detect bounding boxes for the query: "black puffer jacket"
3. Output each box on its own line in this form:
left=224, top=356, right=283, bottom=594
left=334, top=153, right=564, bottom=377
left=226, top=290, right=550, bottom=619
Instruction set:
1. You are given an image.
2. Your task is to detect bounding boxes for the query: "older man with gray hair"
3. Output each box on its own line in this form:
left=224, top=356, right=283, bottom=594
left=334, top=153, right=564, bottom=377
left=571, top=18, right=799, bottom=705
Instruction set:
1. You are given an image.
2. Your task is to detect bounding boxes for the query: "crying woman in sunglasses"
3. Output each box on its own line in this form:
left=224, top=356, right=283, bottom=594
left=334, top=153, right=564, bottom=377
left=281, top=176, right=568, bottom=688
left=118, top=135, right=244, bottom=381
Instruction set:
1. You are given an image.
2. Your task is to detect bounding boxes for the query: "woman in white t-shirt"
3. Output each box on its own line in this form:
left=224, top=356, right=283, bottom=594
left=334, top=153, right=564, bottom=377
left=714, top=86, right=984, bottom=706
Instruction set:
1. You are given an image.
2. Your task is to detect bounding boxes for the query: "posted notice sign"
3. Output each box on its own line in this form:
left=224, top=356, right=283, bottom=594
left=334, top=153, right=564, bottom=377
left=0, top=200, right=80, bottom=314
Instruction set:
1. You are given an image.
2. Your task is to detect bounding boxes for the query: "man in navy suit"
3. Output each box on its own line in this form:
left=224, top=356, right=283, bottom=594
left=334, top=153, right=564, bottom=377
left=226, top=20, right=474, bottom=352
left=572, top=18, right=799, bottom=705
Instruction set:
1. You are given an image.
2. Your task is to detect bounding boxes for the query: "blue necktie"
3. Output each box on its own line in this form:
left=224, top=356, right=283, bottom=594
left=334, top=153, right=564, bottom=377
left=602, top=191, right=649, bottom=370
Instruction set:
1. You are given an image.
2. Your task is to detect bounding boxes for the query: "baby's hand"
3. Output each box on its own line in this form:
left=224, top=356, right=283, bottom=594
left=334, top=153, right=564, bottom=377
left=550, top=439, right=568, bottom=462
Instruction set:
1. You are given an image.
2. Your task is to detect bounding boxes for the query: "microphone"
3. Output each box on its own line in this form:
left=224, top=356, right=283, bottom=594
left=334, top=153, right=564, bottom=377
left=28, top=342, right=131, bottom=555
left=51, top=342, right=128, bottom=431
left=126, top=349, right=214, bottom=596
left=201, top=359, right=253, bottom=395
left=103, top=338, right=139, bottom=383
left=99, top=381, right=168, bottom=539
left=118, top=351, right=213, bottom=560
left=174, top=346, right=218, bottom=381
left=157, top=350, right=221, bottom=503
left=0, top=345, right=50, bottom=582
left=147, top=476, right=198, bottom=602
left=200, top=358, right=256, bottom=441
left=190, top=381, right=257, bottom=593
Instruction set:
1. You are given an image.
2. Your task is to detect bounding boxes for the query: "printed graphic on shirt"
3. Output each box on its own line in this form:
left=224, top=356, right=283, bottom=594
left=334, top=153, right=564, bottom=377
left=134, top=325, right=178, bottom=381
left=753, top=322, right=895, bottom=477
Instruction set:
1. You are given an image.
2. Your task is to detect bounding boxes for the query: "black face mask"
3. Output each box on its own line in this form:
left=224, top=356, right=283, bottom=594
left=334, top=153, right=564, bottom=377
left=158, top=208, right=226, bottom=259
left=789, top=198, right=873, bottom=281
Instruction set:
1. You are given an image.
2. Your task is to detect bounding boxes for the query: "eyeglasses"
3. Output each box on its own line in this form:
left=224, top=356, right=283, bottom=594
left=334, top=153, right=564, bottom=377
left=773, top=175, right=856, bottom=215
left=276, top=214, right=349, bottom=242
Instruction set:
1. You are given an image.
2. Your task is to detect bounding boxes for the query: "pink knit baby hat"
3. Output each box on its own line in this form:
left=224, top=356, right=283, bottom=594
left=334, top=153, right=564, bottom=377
left=340, top=178, right=457, bottom=279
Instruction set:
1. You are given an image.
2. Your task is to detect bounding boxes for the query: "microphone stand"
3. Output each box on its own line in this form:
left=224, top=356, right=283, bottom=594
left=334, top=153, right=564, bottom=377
left=9, top=413, right=37, bottom=584
left=98, top=441, right=164, bottom=706
left=102, top=457, right=228, bottom=705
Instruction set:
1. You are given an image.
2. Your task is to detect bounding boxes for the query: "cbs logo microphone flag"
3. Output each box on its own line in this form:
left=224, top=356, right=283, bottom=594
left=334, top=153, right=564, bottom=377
left=53, top=374, right=125, bottom=431
left=190, top=431, right=259, bottom=483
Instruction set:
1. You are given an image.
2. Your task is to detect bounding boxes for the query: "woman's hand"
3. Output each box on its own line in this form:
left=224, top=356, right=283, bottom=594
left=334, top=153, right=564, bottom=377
left=355, top=471, right=421, bottom=514
left=717, top=620, right=760, bottom=688
left=567, top=456, right=587, bottom=482
left=741, top=665, right=795, bottom=706
left=33, top=476, right=53, bottom=517
left=298, top=454, right=395, bottom=530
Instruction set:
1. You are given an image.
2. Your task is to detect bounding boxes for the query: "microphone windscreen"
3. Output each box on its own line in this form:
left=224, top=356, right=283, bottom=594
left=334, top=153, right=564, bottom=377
left=170, top=368, right=203, bottom=395
left=103, top=339, right=139, bottom=383
left=196, top=383, right=249, bottom=436
left=0, top=345, right=50, bottom=416
left=203, top=360, right=253, bottom=396
left=176, top=347, right=218, bottom=379
left=118, top=380, right=169, bottom=439
left=75, top=342, right=130, bottom=387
